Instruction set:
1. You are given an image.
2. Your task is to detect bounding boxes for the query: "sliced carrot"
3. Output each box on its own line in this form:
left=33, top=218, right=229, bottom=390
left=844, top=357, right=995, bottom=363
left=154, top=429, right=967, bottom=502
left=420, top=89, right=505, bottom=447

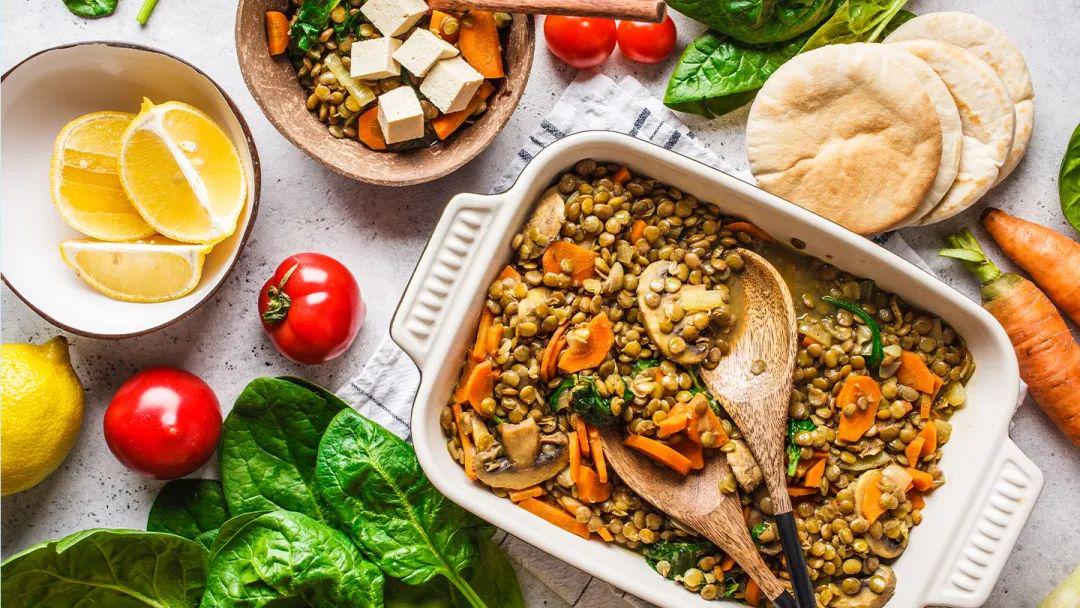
left=906, top=468, right=934, bottom=492
left=657, top=412, right=690, bottom=438
left=452, top=404, right=477, bottom=480
left=509, top=486, right=544, bottom=502
left=725, top=221, right=774, bottom=243
left=917, top=424, right=937, bottom=457
left=558, top=313, right=615, bottom=373
left=671, top=436, right=704, bottom=470
left=432, top=81, right=496, bottom=140
left=572, top=416, right=591, bottom=458
left=788, top=487, right=818, bottom=497
left=540, top=322, right=569, bottom=381
left=613, top=165, right=632, bottom=185
left=542, top=240, right=597, bottom=285
left=836, top=375, right=882, bottom=442
left=803, top=457, right=827, bottom=489
left=496, top=265, right=521, bottom=283
left=919, top=394, right=933, bottom=420
left=905, top=436, right=925, bottom=466
left=356, top=107, right=386, bottom=150
left=801, top=334, right=819, bottom=347
left=909, top=490, right=926, bottom=510
left=471, top=308, right=494, bottom=362
left=861, top=470, right=886, bottom=524
left=429, top=9, right=460, bottom=43
left=265, top=11, right=290, bottom=56
left=452, top=359, right=476, bottom=404
left=686, top=395, right=727, bottom=446
left=458, top=11, right=504, bottom=78
left=897, top=351, right=942, bottom=395
left=575, top=465, right=612, bottom=504
left=568, top=430, right=581, bottom=484
left=589, top=427, right=608, bottom=483
left=597, top=526, right=614, bottom=542
left=518, top=498, right=590, bottom=539
left=720, top=556, right=735, bottom=572
left=624, top=434, right=692, bottom=476
left=745, top=578, right=762, bottom=607
left=466, top=360, right=494, bottom=411
left=629, top=219, right=647, bottom=243
left=486, top=321, right=502, bottom=356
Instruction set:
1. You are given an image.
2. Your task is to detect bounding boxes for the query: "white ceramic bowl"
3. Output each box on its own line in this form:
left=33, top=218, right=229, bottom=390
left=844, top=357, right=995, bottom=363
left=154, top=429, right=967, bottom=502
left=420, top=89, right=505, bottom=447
left=392, top=132, right=1044, bottom=608
left=1, top=42, right=260, bottom=338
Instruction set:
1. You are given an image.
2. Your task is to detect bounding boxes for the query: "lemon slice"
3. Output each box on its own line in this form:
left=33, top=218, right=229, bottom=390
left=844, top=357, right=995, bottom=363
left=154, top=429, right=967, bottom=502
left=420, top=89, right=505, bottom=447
left=59, top=238, right=211, bottom=303
left=119, top=99, right=247, bottom=245
left=51, top=111, right=156, bottom=241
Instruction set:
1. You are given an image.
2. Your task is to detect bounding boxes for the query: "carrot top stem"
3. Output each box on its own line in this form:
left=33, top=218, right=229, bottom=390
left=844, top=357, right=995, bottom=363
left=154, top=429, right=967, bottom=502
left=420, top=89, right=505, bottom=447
left=941, top=230, right=1027, bottom=304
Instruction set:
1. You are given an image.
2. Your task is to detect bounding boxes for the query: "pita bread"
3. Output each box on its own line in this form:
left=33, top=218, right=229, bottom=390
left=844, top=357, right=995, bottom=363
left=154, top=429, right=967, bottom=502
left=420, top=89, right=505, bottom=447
left=888, top=40, right=1015, bottom=224
left=886, top=11, right=1033, bottom=183
left=746, top=44, right=942, bottom=235
left=879, top=46, right=962, bottom=227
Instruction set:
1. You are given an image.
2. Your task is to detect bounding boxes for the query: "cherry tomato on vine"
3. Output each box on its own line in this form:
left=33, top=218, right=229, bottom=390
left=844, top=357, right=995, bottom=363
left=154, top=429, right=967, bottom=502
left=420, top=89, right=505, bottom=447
left=259, top=252, right=364, bottom=365
left=617, top=16, right=678, bottom=64
left=104, top=367, right=221, bottom=480
left=543, top=16, right=617, bottom=69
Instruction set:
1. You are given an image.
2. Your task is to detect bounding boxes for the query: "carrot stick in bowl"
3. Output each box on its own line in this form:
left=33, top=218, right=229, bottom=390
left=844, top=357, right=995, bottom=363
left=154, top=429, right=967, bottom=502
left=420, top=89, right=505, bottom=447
left=941, top=231, right=1080, bottom=446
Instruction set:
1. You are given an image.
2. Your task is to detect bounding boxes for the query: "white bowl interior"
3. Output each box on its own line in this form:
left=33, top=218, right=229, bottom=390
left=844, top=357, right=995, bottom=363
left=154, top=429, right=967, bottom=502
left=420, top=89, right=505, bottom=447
left=402, top=133, right=1025, bottom=608
left=1, top=43, right=257, bottom=337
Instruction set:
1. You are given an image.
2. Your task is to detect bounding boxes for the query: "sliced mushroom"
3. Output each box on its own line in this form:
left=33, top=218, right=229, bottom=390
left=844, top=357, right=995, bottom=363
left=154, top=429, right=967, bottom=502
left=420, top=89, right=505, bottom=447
left=519, top=188, right=565, bottom=259
left=637, top=261, right=731, bottom=365
left=831, top=566, right=896, bottom=608
left=867, top=531, right=907, bottom=559
left=726, top=439, right=762, bottom=492
left=515, top=287, right=551, bottom=322
left=476, top=433, right=569, bottom=490
left=838, top=450, right=891, bottom=472
left=499, top=419, right=540, bottom=468
left=881, top=464, right=913, bottom=497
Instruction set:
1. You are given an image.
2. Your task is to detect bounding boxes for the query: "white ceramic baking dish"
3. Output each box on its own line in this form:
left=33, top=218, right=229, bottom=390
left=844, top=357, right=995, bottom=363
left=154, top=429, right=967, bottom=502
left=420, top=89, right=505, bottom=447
left=391, top=131, right=1043, bottom=608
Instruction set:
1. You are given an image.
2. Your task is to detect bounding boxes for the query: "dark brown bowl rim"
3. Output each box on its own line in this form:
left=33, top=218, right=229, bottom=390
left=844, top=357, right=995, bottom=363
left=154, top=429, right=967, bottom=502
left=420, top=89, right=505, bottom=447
left=233, top=2, right=534, bottom=186
left=1, top=40, right=262, bottom=341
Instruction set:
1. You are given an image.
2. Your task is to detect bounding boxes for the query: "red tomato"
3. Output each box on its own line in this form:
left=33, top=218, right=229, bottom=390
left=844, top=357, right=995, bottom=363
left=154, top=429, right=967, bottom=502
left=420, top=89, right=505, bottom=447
left=259, top=253, right=364, bottom=365
left=104, top=367, right=222, bottom=480
left=617, top=16, right=678, bottom=64
left=543, top=16, right=617, bottom=69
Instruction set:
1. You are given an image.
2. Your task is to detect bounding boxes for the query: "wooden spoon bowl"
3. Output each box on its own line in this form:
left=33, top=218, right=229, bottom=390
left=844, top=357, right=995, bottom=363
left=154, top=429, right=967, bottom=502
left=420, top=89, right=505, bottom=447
left=235, top=1, right=534, bottom=186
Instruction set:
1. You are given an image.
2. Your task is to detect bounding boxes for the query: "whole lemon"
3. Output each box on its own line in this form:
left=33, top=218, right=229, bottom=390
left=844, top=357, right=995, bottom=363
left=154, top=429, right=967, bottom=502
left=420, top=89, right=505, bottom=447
left=1, top=336, right=84, bottom=496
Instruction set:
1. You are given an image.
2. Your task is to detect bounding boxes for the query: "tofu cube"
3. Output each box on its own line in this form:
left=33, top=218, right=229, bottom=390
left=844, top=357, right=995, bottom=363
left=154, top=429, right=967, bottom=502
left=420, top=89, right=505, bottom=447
left=350, top=37, right=402, bottom=80
left=360, top=0, right=428, bottom=37
left=393, top=29, right=459, bottom=77
left=419, top=57, right=484, bottom=114
left=377, top=86, right=425, bottom=144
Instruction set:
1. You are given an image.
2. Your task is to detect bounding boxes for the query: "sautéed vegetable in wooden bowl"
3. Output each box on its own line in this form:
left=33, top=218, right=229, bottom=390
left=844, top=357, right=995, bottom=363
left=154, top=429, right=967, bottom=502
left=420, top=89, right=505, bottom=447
left=235, top=0, right=533, bottom=186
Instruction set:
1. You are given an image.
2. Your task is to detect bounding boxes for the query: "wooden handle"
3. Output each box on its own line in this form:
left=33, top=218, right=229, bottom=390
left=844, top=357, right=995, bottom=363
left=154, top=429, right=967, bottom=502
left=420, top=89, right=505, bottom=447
left=685, top=500, right=790, bottom=602
left=428, top=0, right=667, bottom=22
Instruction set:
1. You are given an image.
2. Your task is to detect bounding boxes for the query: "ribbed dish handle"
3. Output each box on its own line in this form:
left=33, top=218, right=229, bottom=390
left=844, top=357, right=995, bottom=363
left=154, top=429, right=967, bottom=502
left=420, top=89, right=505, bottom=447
left=391, top=193, right=502, bottom=370
left=923, top=438, right=1043, bottom=607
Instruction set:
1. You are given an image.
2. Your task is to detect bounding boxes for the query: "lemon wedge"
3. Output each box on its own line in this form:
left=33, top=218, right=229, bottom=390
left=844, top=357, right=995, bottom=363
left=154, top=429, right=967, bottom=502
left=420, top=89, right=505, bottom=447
left=51, top=111, right=156, bottom=241
left=59, top=238, right=212, bottom=303
left=119, top=99, right=246, bottom=245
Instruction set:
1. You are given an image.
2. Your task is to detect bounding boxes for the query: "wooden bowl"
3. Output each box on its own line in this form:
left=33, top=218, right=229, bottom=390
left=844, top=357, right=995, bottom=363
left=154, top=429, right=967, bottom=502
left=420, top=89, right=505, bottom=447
left=235, top=2, right=534, bottom=186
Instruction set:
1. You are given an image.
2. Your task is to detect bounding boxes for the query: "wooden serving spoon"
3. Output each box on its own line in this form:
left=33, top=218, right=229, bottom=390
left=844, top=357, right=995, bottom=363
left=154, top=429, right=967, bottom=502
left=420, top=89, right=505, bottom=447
left=428, top=0, right=667, bottom=22
left=699, top=248, right=816, bottom=608
left=598, top=425, right=797, bottom=608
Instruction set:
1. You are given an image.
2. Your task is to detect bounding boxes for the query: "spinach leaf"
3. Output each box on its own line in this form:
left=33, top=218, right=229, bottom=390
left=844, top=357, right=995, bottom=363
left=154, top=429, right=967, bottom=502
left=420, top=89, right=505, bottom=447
left=786, top=419, right=816, bottom=476
left=452, top=537, right=524, bottom=608
left=147, top=479, right=229, bottom=550
left=1, top=529, right=207, bottom=608
left=879, top=8, right=915, bottom=37
left=669, top=0, right=834, bottom=44
left=200, top=510, right=384, bottom=608
left=386, top=578, right=456, bottom=608
left=207, top=511, right=270, bottom=561
left=641, top=541, right=714, bottom=578
left=630, top=359, right=661, bottom=373
left=60, top=0, right=117, bottom=18
left=220, top=377, right=345, bottom=524
left=315, top=408, right=494, bottom=607
left=750, top=521, right=768, bottom=542
left=291, top=0, right=341, bottom=53
left=801, top=0, right=908, bottom=52
left=1060, top=122, right=1080, bottom=233
left=549, top=376, right=575, bottom=411
left=568, top=375, right=617, bottom=426
left=664, top=32, right=809, bottom=118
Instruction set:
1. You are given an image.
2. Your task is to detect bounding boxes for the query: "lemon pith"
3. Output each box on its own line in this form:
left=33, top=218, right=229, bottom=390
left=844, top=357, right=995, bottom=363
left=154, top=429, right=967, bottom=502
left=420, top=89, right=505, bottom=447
left=59, top=238, right=212, bottom=303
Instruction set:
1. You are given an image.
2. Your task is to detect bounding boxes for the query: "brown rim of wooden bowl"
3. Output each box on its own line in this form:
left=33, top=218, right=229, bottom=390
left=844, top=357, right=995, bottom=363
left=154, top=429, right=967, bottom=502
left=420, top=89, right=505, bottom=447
left=1, top=41, right=262, bottom=340
left=235, top=2, right=535, bottom=187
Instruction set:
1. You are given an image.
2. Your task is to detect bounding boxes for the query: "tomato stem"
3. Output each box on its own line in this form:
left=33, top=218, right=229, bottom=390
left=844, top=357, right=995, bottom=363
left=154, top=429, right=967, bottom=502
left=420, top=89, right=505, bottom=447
left=262, top=263, right=299, bottom=324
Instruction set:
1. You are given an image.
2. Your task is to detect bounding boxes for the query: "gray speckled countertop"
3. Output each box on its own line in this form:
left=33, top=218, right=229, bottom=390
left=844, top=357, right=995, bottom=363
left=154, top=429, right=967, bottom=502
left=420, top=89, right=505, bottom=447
left=2, top=0, right=1078, bottom=606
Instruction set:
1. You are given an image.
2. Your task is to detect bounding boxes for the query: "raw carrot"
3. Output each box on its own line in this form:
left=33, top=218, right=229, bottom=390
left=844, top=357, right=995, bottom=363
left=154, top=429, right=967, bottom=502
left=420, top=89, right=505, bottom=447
left=356, top=107, right=386, bottom=150
left=942, top=231, right=1080, bottom=446
left=745, top=579, right=762, bottom=607
left=803, top=457, right=827, bottom=489
left=471, top=308, right=493, bottom=362
left=671, top=436, right=704, bottom=470
left=613, top=165, right=632, bottom=185
left=518, top=498, right=590, bottom=539
left=906, top=468, right=934, bottom=491
left=624, top=434, right=693, bottom=475
left=432, top=81, right=496, bottom=140
left=897, top=351, right=941, bottom=394
left=558, top=313, right=615, bottom=373
left=509, top=486, right=544, bottom=502
left=542, top=240, right=597, bottom=285
left=265, top=11, right=290, bottom=56
left=575, top=465, right=612, bottom=504
left=982, top=208, right=1080, bottom=327
left=430, top=10, right=460, bottom=43
left=836, top=375, right=882, bottom=441
left=917, top=425, right=937, bottom=457
left=452, top=404, right=477, bottom=480
left=725, top=221, right=774, bottom=243
left=860, top=470, right=886, bottom=524
left=458, top=11, right=504, bottom=78
left=572, top=416, right=591, bottom=457
left=569, top=430, right=582, bottom=483
left=589, top=427, right=608, bottom=483
left=629, top=219, right=647, bottom=243
left=905, top=436, right=925, bottom=466
left=466, top=360, right=494, bottom=411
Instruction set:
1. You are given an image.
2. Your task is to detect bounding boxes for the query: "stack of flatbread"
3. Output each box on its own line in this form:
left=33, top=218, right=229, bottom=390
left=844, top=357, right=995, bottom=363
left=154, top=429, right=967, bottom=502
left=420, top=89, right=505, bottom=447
left=745, top=12, right=1034, bottom=235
